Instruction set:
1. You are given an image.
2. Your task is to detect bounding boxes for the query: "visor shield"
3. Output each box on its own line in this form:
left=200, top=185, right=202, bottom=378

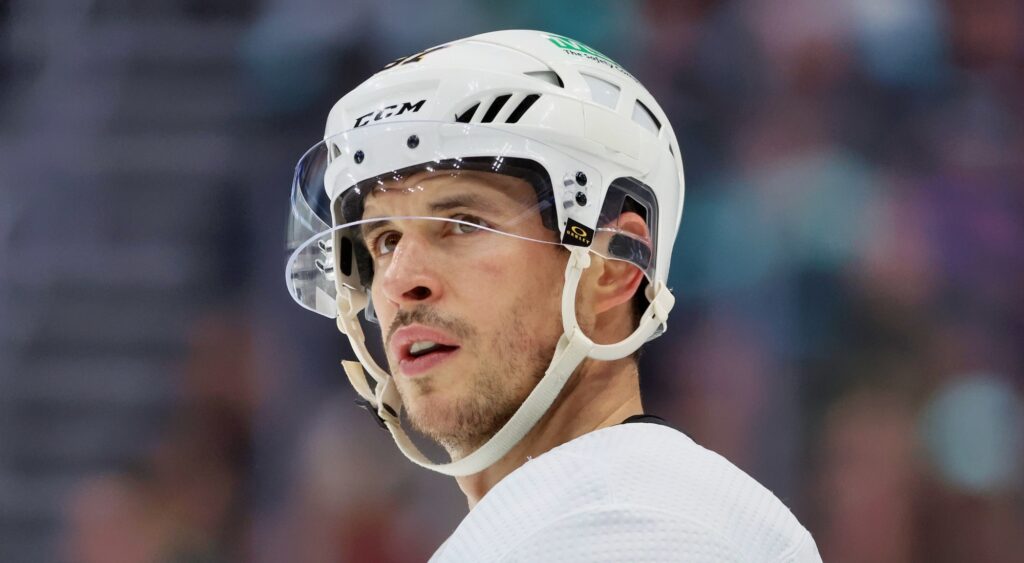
left=286, top=121, right=655, bottom=319
left=287, top=157, right=565, bottom=318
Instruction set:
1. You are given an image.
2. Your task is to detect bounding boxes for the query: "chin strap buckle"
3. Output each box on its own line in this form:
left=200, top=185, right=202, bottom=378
left=353, top=398, right=401, bottom=431
left=354, top=398, right=388, bottom=430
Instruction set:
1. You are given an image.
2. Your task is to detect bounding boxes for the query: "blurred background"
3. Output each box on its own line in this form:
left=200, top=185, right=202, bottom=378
left=1, top=0, right=1022, bottom=561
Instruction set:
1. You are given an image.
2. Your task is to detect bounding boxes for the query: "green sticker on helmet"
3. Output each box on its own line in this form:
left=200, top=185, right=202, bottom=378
left=545, top=33, right=637, bottom=82
left=546, top=34, right=614, bottom=64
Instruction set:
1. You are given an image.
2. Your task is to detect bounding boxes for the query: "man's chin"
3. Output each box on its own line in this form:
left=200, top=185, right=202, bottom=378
left=405, top=396, right=462, bottom=439
left=403, top=396, right=497, bottom=456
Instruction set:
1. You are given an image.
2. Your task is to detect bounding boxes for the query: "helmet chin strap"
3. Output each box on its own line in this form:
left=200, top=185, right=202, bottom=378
left=336, top=247, right=674, bottom=477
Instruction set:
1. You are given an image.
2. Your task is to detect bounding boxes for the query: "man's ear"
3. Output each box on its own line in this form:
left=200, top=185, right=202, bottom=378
left=591, top=211, right=648, bottom=315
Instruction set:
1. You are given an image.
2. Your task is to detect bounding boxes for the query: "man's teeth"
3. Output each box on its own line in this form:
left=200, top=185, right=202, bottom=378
left=409, top=341, right=440, bottom=356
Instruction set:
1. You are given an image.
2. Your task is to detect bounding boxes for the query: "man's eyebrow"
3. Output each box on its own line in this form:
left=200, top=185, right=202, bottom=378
left=359, top=191, right=508, bottom=239
left=428, top=193, right=502, bottom=214
left=360, top=218, right=393, bottom=240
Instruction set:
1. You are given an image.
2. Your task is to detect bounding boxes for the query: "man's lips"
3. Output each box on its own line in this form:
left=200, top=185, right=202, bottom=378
left=389, top=324, right=461, bottom=377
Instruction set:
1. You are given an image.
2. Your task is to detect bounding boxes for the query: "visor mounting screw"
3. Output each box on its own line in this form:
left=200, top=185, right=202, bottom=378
left=575, top=191, right=588, bottom=206
left=575, top=171, right=588, bottom=186
left=354, top=150, right=365, bottom=164
left=406, top=134, right=420, bottom=149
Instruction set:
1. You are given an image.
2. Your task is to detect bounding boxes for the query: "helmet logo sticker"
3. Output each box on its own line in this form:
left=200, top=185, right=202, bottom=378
left=382, top=44, right=450, bottom=70
left=561, top=218, right=594, bottom=247
left=354, top=99, right=426, bottom=128
left=545, top=33, right=637, bottom=82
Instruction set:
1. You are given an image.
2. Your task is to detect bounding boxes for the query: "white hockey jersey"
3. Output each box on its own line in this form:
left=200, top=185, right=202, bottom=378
left=430, top=421, right=821, bottom=562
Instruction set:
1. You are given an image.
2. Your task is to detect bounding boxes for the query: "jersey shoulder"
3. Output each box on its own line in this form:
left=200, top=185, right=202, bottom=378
left=431, top=423, right=820, bottom=563
left=571, top=423, right=818, bottom=562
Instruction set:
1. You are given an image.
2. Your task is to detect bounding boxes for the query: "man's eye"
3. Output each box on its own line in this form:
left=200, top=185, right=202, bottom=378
left=451, top=214, right=488, bottom=235
left=374, top=231, right=401, bottom=255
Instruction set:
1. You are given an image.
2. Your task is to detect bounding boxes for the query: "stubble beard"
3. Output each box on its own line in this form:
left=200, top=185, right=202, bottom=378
left=388, top=299, right=559, bottom=460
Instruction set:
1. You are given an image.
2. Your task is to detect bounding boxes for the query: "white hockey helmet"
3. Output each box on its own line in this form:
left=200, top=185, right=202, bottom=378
left=286, top=30, right=684, bottom=476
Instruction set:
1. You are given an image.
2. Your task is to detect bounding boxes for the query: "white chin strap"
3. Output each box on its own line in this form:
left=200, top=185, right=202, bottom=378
left=336, top=247, right=675, bottom=477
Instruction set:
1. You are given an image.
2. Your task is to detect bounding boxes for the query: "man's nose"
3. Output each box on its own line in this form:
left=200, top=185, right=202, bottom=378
left=377, top=234, right=443, bottom=306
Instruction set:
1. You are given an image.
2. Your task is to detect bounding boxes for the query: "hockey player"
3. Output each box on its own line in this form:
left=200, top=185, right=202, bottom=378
left=286, top=30, right=821, bottom=562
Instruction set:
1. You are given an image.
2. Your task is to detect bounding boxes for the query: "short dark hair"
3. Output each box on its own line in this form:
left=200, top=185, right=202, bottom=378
left=629, top=277, right=649, bottom=361
left=631, top=277, right=649, bottom=328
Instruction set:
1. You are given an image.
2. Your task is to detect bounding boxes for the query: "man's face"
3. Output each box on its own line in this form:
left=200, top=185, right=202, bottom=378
left=360, top=170, right=567, bottom=457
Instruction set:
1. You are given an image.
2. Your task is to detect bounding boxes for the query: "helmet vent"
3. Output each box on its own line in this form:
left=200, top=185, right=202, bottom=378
left=455, top=103, right=479, bottom=123
left=454, top=93, right=542, bottom=124
left=506, top=94, right=540, bottom=124
left=481, top=94, right=512, bottom=123
left=524, top=70, right=564, bottom=88
left=582, top=73, right=620, bottom=109
left=632, top=100, right=661, bottom=133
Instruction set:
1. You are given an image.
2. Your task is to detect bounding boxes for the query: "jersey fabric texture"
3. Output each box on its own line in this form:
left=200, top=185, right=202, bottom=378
left=430, top=422, right=821, bottom=562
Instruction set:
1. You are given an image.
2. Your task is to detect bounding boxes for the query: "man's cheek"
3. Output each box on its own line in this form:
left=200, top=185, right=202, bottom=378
left=470, top=259, right=506, bottom=282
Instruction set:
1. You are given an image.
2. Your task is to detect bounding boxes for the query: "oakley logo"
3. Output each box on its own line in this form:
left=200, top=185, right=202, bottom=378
left=354, top=99, right=426, bottom=128
left=561, top=219, right=594, bottom=247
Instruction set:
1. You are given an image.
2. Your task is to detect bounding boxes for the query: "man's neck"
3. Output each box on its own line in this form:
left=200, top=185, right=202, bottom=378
left=454, top=356, right=642, bottom=509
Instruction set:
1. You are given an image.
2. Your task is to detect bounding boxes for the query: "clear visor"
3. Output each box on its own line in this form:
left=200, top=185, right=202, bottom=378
left=286, top=122, right=655, bottom=319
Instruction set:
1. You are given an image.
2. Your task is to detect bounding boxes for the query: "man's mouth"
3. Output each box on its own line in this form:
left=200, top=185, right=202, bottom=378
left=390, top=325, right=462, bottom=377
left=399, top=341, right=460, bottom=377
left=408, top=340, right=459, bottom=358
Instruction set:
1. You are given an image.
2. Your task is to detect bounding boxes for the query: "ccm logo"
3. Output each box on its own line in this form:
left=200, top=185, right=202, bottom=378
left=354, top=100, right=426, bottom=128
